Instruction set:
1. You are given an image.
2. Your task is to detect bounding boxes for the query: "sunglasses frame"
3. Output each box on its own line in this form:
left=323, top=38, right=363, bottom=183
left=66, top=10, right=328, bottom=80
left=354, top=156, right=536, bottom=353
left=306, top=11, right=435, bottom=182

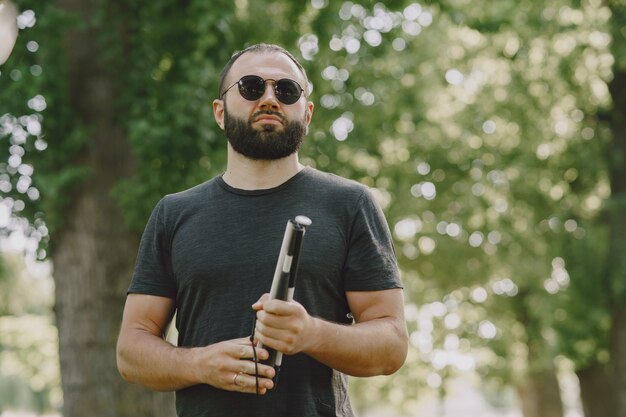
left=220, top=75, right=306, bottom=105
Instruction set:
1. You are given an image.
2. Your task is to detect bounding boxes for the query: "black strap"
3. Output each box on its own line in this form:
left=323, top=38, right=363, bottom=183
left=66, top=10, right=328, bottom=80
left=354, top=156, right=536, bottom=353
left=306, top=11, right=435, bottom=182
left=250, top=315, right=260, bottom=395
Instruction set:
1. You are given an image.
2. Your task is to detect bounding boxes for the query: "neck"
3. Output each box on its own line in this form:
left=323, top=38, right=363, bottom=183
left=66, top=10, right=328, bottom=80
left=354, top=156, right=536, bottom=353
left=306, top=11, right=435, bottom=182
left=222, top=146, right=304, bottom=190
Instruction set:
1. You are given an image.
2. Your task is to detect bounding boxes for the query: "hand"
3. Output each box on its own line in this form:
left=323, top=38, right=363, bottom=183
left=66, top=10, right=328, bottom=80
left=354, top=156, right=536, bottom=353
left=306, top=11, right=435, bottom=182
left=194, top=337, right=276, bottom=394
left=252, top=293, right=316, bottom=356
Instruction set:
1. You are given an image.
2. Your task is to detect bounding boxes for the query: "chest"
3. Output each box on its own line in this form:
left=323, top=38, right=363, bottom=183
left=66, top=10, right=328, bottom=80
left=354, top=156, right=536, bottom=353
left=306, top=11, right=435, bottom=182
left=169, top=207, right=349, bottom=311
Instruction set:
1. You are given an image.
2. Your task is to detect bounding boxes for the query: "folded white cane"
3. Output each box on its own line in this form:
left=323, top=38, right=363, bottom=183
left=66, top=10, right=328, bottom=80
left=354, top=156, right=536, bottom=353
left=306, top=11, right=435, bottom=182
left=257, top=215, right=312, bottom=386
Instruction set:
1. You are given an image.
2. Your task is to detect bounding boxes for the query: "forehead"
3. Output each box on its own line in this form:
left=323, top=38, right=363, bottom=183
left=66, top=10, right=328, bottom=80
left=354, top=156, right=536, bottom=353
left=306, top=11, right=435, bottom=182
left=226, top=51, right=305, bottom=86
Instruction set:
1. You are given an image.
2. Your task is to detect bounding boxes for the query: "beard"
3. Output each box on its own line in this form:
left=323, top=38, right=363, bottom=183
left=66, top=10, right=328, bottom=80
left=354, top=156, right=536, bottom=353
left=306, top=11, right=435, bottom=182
left=224, top=107, right=307, bottom=160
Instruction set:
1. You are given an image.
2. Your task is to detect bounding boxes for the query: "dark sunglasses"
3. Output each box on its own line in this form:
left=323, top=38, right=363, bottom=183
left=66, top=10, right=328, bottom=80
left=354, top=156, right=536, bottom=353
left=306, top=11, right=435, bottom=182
left=221, top=75, right=305, bottom=105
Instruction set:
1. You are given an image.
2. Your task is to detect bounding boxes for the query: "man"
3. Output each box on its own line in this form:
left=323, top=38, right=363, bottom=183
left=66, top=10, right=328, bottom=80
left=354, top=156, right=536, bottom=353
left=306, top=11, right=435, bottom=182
left=116, top=43, right=408, bottom=417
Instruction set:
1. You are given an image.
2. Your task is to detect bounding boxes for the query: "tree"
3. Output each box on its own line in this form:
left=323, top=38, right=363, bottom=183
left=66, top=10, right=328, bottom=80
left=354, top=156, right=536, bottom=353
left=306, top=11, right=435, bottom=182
left=0, top=0, right=237, bottom=414
left=1, top=0, right=410, bottom=415
left=2, top=0, right=625, bottom=415
left=299, top=1, right=624, bottom=417
left=604, top=2, right=626, bottom=415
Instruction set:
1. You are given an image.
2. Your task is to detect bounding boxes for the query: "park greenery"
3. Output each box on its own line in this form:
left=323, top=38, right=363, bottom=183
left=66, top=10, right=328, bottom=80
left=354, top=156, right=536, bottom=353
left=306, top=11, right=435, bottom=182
left=0, top=0, right=625, bottom=416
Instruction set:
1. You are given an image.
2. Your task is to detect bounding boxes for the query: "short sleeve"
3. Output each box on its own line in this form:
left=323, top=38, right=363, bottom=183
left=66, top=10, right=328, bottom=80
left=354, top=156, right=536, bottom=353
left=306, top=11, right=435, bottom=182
left=342, top=189, right=402, bottom=291
left=128, top=198, right=177, bottom=298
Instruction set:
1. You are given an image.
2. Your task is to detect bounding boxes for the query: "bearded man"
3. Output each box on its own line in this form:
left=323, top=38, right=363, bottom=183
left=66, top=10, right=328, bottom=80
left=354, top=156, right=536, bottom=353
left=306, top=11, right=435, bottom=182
left=116, top=43, right=408, bottom=417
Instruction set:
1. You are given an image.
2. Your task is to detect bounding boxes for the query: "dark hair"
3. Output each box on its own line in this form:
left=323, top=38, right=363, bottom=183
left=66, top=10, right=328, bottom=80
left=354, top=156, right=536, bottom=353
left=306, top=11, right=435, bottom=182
left=218, top=43, right=310, bottom=98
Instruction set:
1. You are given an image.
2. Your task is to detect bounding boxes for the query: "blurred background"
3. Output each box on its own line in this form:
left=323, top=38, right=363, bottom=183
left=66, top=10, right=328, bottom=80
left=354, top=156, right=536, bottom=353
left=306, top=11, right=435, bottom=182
left=0, top=0, right=625, bottom=416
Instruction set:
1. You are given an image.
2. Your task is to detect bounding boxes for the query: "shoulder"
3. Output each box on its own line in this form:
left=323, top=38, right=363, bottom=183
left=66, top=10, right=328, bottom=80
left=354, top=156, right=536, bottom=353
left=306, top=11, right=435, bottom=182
left=158, top=176, right=221, bottom=214
left=300, top=167, right=370, bottom=199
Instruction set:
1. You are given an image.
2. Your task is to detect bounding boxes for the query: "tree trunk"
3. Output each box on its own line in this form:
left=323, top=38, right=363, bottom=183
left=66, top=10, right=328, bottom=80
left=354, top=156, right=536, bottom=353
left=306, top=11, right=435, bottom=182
left=576, top=362, right=613, bottom=417
left=52, top=0, right=175, bottom=415
left=607, top=4, right=626, bottom=416
left=53, top=189, right=175, bottom=417
left=612, top=304, right=626, bottom=417
left=516, top=366, right=564, bottom=417
left=511, top=295, right=564, bottom=417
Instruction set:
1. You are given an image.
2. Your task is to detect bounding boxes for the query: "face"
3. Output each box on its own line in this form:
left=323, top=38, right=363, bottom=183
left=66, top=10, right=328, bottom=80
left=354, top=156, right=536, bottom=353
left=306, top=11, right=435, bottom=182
left=223, top=102, right=308, bottom=160
left=213, top=51, right=314, bottom=160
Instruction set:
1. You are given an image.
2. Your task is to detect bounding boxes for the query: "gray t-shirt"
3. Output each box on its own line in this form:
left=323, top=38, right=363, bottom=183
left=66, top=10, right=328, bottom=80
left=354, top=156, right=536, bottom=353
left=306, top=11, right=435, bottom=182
left=129, top=167, right=402, bottom=417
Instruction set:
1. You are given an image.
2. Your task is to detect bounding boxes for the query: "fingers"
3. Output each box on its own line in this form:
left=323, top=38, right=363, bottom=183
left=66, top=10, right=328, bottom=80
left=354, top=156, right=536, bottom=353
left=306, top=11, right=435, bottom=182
left=228, top=338, right=274, bottom=377
left=255, top=302, right=305, bottom=333
left=231, top=371, right=274, bottom=394
left=255, top=325, right=299, bottom=355
left=198, top=337, right=276, bottom=395
left=226, top=338, right=275, bottom=393
left=254, top=313, right=303, bottom=355
left=259, top=298, right=299, bottom=315
left=254, top=301, right=312, bottom=356
left=233, top=356, right=275, bottom=378
left=252, top=293, right=270, bottom=310
left=231, top=337, right=269, bottom=361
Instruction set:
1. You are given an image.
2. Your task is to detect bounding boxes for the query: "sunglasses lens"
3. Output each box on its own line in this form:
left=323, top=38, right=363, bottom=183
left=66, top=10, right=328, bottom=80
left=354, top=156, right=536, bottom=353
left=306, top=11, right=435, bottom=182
left=238, top=76, right=266, bottom=101
left=236, top=76, right=303, bottom=104
left=275, top=79, right=303, bottom=104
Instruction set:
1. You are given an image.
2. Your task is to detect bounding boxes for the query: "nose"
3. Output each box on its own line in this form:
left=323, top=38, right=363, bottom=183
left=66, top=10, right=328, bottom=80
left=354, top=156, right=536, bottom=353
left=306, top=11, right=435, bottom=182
left=257, top=80, right=280, bottom=110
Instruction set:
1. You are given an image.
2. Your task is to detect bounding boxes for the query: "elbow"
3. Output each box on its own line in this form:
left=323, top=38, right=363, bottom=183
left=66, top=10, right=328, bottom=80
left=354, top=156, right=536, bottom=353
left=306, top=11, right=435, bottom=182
left=356, top=319, right=408, bottom=377
left=380, top=350, right=407, bottom=375
left=118, top=368, right=132, bottom=383
left=116, top=338, right=134, bottom=383
left=381, top=328, right=409, bottom=376
left=353, top=331, right=408, bottom=377
left=117, top=361, right=132, bottom=383
left=379, top=348, right=407, bottom=376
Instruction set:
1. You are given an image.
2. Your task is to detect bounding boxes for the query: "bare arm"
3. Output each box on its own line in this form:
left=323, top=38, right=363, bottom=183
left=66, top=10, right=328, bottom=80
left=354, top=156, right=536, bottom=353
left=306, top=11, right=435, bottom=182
left=253, top=288, right=408, bottom=377
left=116, top=293, right=276, bottom=393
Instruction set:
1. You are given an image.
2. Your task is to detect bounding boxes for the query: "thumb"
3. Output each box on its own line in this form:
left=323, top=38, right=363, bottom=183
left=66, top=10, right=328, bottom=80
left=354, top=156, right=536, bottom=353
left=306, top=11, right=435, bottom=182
left=252, top=293, right=271, bottom=310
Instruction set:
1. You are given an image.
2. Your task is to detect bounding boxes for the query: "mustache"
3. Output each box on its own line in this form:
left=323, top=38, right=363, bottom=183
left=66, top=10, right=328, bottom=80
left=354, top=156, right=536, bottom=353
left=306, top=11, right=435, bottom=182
left=251, top=110, right=287, bottom=124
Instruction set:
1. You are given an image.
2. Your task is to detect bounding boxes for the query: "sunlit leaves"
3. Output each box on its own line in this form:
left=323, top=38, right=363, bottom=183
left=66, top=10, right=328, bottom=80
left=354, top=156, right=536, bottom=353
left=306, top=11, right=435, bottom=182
left=294, top=0, right=620, bottom=404
left=0, top=0, right=623, bottom=412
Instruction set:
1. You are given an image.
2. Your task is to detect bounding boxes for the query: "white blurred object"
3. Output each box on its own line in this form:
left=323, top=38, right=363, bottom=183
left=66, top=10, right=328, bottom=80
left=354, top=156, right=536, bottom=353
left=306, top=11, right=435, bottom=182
left=0, top=0, right=19, bottom=65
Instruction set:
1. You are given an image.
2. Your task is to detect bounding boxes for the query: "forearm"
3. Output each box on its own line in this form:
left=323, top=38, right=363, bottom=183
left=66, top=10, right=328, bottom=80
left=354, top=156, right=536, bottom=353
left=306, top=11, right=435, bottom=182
left=304, top=316, right=408, bottom=377
left=117, top=329, right=200, bottom=391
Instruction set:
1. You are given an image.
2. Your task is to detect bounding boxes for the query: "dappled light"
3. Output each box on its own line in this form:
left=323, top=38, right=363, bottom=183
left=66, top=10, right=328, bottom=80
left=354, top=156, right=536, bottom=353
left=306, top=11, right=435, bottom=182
left=2, top=0, right=626, bottom=416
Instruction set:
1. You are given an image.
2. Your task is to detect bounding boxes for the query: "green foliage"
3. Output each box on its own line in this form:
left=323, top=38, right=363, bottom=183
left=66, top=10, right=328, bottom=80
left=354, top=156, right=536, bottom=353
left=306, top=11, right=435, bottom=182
left=294, top=0, right=620, bottom=404
left=1, top=0, right=625, bottom=413
left=554, top=235, right=612, bottom=369
left=107, top=0, right=237, bottom=230
left=0, top=1, right=88, bottom=241
left=608, top=1, right=626, bottom=69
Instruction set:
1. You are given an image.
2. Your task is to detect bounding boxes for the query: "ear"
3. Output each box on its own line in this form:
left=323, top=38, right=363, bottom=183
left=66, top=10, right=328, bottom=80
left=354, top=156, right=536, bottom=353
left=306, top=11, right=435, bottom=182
left=305, top=101, right=314, bottom=126
left=213, top=99, right=225, bottom=130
